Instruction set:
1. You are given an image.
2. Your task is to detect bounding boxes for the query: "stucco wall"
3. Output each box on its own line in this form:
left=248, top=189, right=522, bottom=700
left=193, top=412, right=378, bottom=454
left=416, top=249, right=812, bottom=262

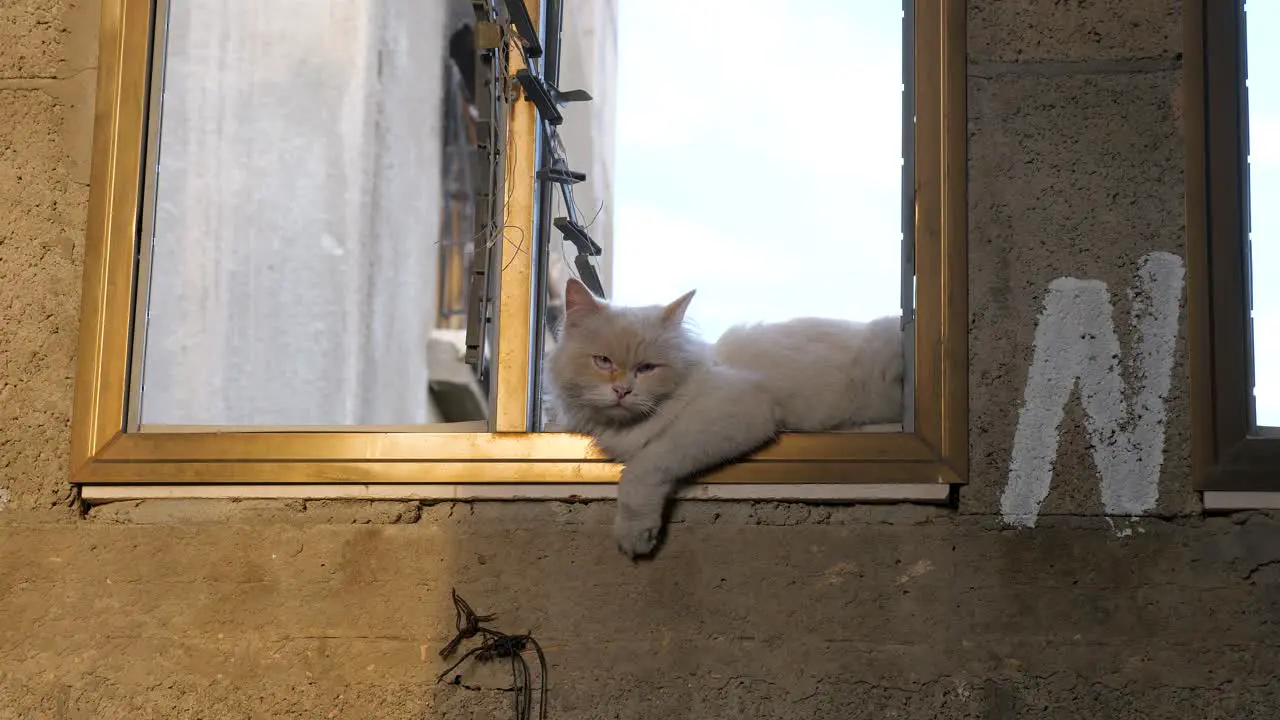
left=138, top=0, right=448, bottom=428
left=3, top=1, right=1280, bottom=717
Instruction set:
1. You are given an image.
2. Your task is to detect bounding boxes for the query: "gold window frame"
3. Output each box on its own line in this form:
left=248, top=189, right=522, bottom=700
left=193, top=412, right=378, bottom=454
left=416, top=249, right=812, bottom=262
left=70, top=0, right=967, bottom=491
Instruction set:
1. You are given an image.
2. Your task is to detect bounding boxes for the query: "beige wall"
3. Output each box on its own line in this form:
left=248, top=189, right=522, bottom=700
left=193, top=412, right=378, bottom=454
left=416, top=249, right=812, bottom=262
left=139, top=0, right=448, bottom=427
left=555, top=0, right=617, bottom=296
left=545, top=0, right=617, bottom=318
left=4, top=1, right=1280, bottom=717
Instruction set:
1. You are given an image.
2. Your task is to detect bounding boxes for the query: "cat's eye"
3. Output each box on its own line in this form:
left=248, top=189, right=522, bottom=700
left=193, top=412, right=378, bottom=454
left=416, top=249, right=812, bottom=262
left=592, top=355, right=613, bottom=370
left=634, top=363, right=658, bottom=374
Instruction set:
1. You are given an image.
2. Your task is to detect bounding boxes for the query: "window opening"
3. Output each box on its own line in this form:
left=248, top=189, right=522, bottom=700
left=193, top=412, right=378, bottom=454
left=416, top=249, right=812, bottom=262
left=1243, top=0, right=1280, bottom=429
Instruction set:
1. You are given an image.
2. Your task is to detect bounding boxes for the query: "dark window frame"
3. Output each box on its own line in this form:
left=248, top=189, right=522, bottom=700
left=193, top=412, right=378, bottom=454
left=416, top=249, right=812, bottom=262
left=1188, top=0, right=1280, bottom=491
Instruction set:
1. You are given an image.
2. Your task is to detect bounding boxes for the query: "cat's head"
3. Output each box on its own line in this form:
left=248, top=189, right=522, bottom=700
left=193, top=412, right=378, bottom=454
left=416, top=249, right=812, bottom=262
left=547, top=278, right=706, bottom=428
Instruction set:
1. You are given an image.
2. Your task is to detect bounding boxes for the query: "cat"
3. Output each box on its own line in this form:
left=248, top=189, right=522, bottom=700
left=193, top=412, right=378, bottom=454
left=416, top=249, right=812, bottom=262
left=545, top=278, right=904, bottom=558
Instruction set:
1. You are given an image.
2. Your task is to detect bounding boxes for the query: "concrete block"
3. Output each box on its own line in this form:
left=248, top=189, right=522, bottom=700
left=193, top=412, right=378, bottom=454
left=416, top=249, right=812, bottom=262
left=1, top=512, right=1279, bottom=717
left=0, top=89, right=89, bottom=512
left=969, top=0, right=1181, bottom=64
left=0, top=0, right=97, bottom=79
left=962, top=70, right=1192, bottom=517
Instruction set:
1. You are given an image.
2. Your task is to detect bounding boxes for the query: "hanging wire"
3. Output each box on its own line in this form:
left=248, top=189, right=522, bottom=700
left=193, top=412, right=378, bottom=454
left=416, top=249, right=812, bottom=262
left=503, top=2, right=608, bottom=310
left=507, top=14, right=609, bottom=297
left=547, top=126, right=605, bottom=230
left=499, top=34, right=532, bottom=272
left=543, top=126, right=607, bottom=294
left=437, top=589, right=549, bottom=720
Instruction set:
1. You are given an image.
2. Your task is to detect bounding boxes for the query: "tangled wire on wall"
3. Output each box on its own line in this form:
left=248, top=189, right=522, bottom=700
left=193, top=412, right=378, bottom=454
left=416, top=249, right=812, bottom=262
left=437, top=588, right=549, bottom=720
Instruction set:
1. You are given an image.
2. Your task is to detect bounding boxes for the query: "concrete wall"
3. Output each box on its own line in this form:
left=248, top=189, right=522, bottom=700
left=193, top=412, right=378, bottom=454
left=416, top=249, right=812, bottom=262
left=4, top=0, right=1280, bottom=717
left=140, top=0, right=447, bottom=427
left=544, top=0, right=617, bottom=337
left=555, top=0, right=617, bottom=297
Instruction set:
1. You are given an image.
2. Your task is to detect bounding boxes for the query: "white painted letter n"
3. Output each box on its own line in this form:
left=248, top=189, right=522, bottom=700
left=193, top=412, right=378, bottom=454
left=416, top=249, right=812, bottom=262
left=1000, top=252, right=1185, bottom=528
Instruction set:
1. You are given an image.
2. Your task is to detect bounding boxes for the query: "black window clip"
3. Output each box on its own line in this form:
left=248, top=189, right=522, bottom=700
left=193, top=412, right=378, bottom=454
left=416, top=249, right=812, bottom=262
left=515, top=69, right=592, bottom=125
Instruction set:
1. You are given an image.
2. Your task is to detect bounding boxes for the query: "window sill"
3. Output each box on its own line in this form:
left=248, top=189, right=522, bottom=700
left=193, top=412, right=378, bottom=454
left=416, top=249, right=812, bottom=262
left=81, top=482, right=952, bottom=505
left=1202, top=491, right=1280, bottom=511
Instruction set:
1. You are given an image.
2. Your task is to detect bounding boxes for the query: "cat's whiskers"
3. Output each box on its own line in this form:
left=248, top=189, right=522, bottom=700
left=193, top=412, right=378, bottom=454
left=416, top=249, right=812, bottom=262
left=626, top=395, right=660, bottom=417
left=546, top=277, right=906, bottom=558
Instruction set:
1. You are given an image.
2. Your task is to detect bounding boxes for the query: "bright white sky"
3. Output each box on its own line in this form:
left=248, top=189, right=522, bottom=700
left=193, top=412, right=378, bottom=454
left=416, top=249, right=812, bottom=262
left=608, top=0, right=904, bottom=340
left=1249, top=2, right=1280, bottom=422
left=609, top=0, right=1278, bottom=428
left=1248, top=1, right=1280, bottom=426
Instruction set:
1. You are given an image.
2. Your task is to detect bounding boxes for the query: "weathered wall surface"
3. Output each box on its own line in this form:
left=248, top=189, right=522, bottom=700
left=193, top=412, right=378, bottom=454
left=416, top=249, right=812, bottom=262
left=3, top=0, right=1280, bottom=718
left=965, top=0, right=1195, bottom=524
left=0, top=0, right=96, bottom=515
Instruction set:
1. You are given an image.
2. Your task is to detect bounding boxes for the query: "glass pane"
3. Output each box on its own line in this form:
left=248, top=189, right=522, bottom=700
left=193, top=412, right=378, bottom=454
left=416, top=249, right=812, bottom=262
left=131, top=0, right=492, bottom=430
left=1246, top=0, right=1280, bottom=428
left=539, top=0, right=907, bottom=430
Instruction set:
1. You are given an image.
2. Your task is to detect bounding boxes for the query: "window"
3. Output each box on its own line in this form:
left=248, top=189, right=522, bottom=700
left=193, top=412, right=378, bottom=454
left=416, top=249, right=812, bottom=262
left=1189, top=0, right=1280, bottom=504
left=71, top=0, right=966, bottom=501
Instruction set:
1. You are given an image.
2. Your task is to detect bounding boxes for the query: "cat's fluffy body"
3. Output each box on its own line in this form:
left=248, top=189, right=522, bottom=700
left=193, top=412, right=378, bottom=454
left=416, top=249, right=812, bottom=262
left=546, top=279, right=904, bottom=557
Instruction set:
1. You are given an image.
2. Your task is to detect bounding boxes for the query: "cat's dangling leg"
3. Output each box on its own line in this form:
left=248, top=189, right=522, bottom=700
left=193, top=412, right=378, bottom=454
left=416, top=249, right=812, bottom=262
left=613, top=467, right=671, bottom=558
left=613, top=382, right=778, bottom=558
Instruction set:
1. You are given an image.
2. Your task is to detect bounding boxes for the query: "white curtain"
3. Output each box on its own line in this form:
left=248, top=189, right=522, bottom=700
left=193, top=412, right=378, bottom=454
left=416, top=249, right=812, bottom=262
left=139, top=0, right=446, bottom=426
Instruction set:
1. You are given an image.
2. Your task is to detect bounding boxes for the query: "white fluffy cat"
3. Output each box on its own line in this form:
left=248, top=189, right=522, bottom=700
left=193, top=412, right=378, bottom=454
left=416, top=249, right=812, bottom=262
left=545, top=278, right=904, bottom=558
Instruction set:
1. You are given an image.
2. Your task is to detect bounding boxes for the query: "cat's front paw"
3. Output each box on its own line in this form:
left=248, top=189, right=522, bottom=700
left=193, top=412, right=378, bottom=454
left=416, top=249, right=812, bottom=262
left=613, top=514, right=662, bottom=559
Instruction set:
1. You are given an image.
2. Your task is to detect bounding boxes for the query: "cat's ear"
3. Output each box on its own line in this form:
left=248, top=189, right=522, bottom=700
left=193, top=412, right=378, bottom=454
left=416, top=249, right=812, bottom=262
left=564, top=278, right=602, bottom=325
left=661, top=289, right=696, bottom=326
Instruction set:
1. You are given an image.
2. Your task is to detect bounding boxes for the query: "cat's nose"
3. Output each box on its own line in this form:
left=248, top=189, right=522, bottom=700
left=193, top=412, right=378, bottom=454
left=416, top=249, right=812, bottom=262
left=612, top=384, right=632, bottom=400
